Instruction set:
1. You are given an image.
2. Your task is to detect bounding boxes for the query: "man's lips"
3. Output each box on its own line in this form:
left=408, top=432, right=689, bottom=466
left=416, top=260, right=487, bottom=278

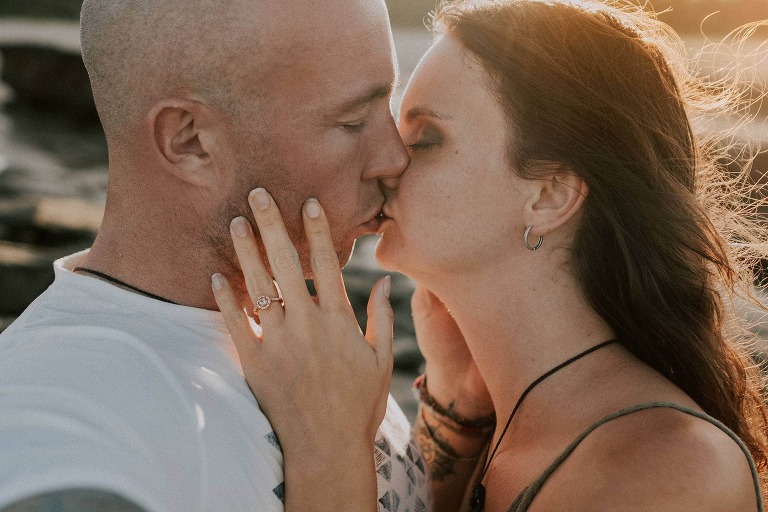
left=361, top=215, right=382, bottom=232
left=358, top=205, right=386, bottom=233
left=370, top=207, right=394, bottom=235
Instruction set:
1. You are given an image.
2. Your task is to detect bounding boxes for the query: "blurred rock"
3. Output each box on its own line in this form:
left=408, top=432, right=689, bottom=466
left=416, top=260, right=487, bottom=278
left=0, top=316, right=16, bottom=333
left=0, top=20, right=96, bottom=124
left=0, top=45, right=98, bottom=124
left=0, top=240, right=72, bottom=315
left=0, top=0, right=83, bottom=20
left=0, top=19, right=80, bottom=52
left=0, top=196, right=103, bottom=235
left=0, top=196, right=99, bottom=315
left=0, top=0, right=430, bottom=27
left=0, top=102, right=108, bottom=186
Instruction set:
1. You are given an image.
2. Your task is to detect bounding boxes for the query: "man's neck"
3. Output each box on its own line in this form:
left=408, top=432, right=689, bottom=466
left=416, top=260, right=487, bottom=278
left=83, top=221, right=227, bottom=311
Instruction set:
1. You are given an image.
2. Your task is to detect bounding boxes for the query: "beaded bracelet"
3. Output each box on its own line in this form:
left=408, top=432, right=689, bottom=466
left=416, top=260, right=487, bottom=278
left=413, top=374, right=496, bottom=436
left=421, top=402, right=493, bottom=437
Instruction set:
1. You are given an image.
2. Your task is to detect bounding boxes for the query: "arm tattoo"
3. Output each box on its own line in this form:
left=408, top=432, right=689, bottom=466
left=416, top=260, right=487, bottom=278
left=1, top=489, right=150, bottom=512
left=414, top=410, right=462, bottom=482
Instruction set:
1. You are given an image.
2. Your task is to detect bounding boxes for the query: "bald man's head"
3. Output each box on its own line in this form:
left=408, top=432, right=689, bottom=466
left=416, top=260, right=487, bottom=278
left=79, top=0, right=406, bottom=302
left=81, top=0, right=262, bottom=144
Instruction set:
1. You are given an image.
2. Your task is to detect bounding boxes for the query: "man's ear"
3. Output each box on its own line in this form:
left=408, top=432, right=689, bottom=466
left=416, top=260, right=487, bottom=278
left=149, top=98, right=217, bottom=187
left=523, top=166, right=589, bottom=238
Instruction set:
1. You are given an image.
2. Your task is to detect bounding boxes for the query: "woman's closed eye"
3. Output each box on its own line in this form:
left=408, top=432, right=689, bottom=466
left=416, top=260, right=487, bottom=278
left=407, top=128, right=443, bottom=152
left=408, top=140, right=438, bottom=151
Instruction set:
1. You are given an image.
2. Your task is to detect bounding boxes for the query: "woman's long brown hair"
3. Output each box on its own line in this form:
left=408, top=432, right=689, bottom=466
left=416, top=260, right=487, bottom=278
left=435, top=0, right=768, bottom=486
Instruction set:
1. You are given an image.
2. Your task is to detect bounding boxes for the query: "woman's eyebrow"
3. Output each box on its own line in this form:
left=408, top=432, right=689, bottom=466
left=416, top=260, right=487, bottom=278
left=405, top=106, right=453, bottom=122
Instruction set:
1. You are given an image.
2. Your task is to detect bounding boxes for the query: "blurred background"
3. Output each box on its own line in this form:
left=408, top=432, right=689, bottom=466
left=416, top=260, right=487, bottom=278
left=0, top=0, right=766, bottom=420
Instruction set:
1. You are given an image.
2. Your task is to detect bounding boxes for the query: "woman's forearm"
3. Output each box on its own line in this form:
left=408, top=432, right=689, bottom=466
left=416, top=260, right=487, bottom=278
left=414, top=405, right=491, bottom=512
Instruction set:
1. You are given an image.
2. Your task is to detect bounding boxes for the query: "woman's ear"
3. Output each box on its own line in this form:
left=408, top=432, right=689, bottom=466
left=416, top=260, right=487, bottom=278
left=523, top=166, right=589, bottom=237
left=149, top=98, right=217, bottom=187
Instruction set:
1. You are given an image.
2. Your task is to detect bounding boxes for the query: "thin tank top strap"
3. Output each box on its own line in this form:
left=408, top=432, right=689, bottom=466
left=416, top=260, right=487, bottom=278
left=508, top=402, right=763, bottom=512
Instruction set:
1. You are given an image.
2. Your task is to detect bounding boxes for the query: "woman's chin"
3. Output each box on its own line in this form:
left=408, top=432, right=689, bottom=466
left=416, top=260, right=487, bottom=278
left=374, top=236, right=403, bottom=273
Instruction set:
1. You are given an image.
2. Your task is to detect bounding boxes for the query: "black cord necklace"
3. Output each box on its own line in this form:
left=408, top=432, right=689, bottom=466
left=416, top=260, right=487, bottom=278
left=73, top=267, right=180, bottom=306
left=469, top=338, right=618, bottom=512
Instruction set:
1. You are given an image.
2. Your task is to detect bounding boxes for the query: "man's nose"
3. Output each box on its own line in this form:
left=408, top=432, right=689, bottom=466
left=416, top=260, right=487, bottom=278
left=363, top=116, right=410, bottom=182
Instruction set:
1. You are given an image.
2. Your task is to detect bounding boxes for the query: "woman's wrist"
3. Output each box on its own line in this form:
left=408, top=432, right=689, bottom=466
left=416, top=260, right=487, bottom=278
left=284, top=442, right=378, bottom=512
left=413, top=404, right=490, bottom=480
left=413, top=374, right=496, bottom=434
left=412, top=373, right=495, bottom=465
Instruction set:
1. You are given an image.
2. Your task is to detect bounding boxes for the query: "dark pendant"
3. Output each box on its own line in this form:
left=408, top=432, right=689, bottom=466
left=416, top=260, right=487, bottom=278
left=469, top=483, right=486, bottom=512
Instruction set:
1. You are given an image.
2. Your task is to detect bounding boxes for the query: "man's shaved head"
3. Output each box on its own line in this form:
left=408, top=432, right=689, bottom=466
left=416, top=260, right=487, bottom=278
left=78, top=0, right=407, bottom=309
left=81, top=0, right=261, bottom=142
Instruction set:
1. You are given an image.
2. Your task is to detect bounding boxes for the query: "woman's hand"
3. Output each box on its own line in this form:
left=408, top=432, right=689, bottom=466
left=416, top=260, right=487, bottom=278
left=211, top=188, right=393, bottom=512
left=411, top=287, right=494, bottom=512
left=412, top=286, right=494, bottom=420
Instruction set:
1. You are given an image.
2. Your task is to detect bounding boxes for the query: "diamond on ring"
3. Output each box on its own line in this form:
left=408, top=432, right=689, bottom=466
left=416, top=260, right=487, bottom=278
left=254, top=295, right=284, bottom=311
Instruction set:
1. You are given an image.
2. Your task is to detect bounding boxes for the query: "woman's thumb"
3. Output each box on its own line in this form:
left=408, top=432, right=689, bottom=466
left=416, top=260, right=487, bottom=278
left=365, top=275, right=394, bottom=366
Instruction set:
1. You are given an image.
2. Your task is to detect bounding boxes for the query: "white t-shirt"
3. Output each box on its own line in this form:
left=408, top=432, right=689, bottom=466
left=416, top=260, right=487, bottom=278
left=0, top=251, right=432, bottom=512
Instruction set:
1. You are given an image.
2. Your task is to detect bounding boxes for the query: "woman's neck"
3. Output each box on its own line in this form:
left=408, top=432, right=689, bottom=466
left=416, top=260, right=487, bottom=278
left=421, top=255, right=616, bottom=430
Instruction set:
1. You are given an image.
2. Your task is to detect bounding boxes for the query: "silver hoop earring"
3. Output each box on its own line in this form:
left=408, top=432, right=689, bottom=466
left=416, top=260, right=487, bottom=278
left=524, top=225, right=543, bottom=251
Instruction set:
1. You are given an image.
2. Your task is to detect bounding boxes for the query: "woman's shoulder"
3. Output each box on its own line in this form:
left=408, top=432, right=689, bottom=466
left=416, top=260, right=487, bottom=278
left=529, top=403, right=759, bottom=511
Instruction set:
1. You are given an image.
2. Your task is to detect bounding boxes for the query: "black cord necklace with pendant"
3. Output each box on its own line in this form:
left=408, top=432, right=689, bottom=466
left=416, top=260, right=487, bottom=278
left=73, top=267, right=180, bottom=306
left=469, top=338, right=618, bottom=512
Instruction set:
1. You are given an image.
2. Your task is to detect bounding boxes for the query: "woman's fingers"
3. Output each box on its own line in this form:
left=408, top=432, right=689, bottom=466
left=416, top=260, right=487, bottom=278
left=211, top=273, right=263, bottom=379
left=230, top=216, right=284, bottom=323
left=365, top=276, right=394, bottom=370
left=248, top=188, right=311, bottom=306
left=302, top=199, right=347, bottom=307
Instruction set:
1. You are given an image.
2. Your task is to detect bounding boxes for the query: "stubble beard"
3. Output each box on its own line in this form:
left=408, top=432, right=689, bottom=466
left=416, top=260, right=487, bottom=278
left=204, top=167, right=319, bottom=302
left=205, top=136, right=364, bottom=301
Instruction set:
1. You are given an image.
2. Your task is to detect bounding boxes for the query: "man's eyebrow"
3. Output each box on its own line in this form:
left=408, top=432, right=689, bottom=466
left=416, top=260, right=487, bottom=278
left=325, top=84, right=392, bottom=117
left=405, top=106, right=453, bottom=122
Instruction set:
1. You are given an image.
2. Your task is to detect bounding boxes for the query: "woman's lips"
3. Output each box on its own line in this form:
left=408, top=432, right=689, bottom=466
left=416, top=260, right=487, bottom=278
left=360, top=214, right=383, bottom=233
left=375, top=211, right=393, bottom=234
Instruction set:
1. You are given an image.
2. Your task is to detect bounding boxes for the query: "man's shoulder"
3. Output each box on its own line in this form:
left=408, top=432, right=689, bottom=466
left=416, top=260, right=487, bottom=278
left=0, top=276, right=115, bottom=347
left=0, top=320, right=178, bottom=388
left=0, top=307, right=200, bottom=448
left=0, top=277, right=179, bottom=384
left=0, top=324, right=204, bottom=512
left=1, top=489, right=150, bottom=512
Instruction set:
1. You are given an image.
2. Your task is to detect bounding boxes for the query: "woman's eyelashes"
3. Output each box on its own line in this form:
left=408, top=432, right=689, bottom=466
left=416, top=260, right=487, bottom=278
left=408, top=141, right=436, bottom=151
left=407, top=127, right=443, bottom=152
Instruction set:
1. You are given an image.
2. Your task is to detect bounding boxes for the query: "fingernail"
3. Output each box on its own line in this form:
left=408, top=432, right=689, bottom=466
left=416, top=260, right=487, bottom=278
left=212, top=273, right=226, bottom=291
left=305, top=198, right=322, bottom=219
left=383, top=275, right=391, bottom=300
left=250, top=188, right=271, bottom=211
left=231, top=217, right=251, bottom=238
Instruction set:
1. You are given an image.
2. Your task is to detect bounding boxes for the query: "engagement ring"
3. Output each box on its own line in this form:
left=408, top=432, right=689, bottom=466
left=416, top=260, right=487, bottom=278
left=253, top=295, right=285, bottom=311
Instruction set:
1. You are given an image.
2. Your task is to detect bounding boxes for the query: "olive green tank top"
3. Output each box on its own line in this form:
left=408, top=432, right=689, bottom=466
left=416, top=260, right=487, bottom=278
left=507, top=402, right=764, bottom=511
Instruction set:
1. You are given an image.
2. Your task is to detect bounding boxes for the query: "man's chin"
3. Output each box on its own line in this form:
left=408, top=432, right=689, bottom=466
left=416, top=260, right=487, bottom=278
left=303, top=243, right=353, bottom=277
